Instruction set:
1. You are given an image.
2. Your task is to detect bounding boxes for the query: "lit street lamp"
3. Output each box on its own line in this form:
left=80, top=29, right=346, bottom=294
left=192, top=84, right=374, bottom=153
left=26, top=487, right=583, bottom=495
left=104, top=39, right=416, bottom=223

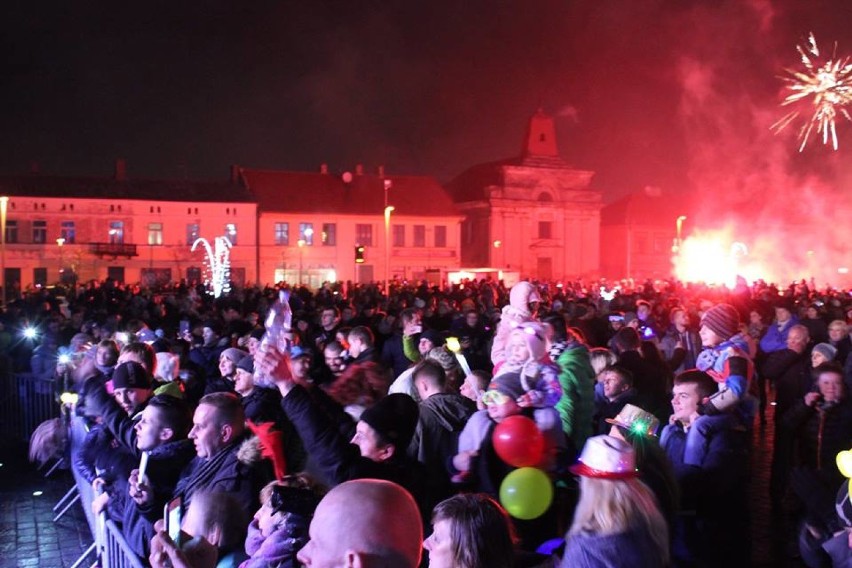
left=0, top=196, right=8, bottom=305
left=56, top=238, right=65, bottom=283
left=673, top=215, right=687, bottom=254
left=297, top=239, right=306, bottom=285
left=384, top=205, right=394, bottom=295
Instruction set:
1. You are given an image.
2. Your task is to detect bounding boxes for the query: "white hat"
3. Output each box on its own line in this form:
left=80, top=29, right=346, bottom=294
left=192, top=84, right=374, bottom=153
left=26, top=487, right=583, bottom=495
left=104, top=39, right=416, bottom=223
left=570, top=435, right=637, bottom=479
left=605, top=404, right=660, bottom=437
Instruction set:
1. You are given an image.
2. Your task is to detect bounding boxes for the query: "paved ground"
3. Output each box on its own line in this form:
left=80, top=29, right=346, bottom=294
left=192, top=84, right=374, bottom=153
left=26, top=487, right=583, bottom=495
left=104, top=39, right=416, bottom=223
left=0, top=403, right=810, bottom=567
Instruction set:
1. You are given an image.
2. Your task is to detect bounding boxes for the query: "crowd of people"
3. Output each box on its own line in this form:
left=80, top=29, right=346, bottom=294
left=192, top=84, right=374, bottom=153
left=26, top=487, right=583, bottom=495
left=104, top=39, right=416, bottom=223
left=12, top=274, right=852, bottom=567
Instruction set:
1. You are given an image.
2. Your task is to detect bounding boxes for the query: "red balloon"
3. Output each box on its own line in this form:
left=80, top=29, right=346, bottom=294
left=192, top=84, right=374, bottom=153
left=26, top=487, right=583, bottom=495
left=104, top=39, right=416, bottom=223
left=492, top=415, right=544, bottom=467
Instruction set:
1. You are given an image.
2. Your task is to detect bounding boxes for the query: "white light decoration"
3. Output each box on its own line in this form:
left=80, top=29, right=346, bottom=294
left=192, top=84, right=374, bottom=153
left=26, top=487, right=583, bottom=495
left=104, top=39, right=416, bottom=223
left=191, top=236, right=232, bottom=297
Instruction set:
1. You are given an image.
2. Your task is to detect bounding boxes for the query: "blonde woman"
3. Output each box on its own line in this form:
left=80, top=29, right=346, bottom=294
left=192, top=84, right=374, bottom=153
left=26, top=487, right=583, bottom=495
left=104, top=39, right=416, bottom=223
left=561, top=435, right=669, bottom=567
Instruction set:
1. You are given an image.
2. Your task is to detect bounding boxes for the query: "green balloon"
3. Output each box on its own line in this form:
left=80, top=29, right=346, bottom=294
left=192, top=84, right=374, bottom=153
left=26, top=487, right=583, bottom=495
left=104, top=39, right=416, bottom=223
left=499, top=467, right=554, bottom=520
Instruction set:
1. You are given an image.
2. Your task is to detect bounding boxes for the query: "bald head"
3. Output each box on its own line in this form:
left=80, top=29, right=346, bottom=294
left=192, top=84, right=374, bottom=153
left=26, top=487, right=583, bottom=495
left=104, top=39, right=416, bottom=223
left=787, top=324, right=810, bottom=354
left=297, top=479, right=422, bottom=568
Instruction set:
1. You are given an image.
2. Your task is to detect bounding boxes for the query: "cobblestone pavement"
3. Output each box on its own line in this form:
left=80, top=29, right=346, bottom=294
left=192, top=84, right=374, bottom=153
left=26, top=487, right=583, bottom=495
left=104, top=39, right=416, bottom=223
left=0, top=403, right=813, bottom=567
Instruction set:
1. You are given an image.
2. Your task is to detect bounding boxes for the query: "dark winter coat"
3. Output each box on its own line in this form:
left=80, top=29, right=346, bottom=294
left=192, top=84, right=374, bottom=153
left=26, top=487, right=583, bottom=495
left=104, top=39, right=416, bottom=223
left=560, top=527, right=666, bottom=568
left=762, top=349, right=812, bottom=419
left=784, top=397, right=852, bottom=479
left=408, top=392, right=476, bottom=508
left=240, top=387, right=307, bottom=474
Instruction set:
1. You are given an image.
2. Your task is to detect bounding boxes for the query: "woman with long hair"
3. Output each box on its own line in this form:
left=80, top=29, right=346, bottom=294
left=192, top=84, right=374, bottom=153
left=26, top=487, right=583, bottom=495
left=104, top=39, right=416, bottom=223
left=561, top=435, right=669, bottom=567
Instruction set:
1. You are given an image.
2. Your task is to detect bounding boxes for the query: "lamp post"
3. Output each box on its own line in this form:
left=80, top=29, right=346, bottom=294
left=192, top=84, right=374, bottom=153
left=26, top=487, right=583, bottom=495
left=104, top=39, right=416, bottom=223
left=384, top=205, right=395, bottom=295
left=56, top=237, right=65, bottom=283
left=674, top=215, right=687, bottom=254
left=0, top=196, right=8, bottom=305
left=297, top=239, right=306, bottom=285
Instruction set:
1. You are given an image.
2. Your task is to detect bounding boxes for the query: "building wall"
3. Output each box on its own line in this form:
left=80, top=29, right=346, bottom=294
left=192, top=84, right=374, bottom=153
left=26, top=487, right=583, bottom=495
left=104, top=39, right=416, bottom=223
left=600, top=223, right=675, bottom=279
left=1, top=196, right=257, bottom=291
left=258, top=212, right=462, bottom=285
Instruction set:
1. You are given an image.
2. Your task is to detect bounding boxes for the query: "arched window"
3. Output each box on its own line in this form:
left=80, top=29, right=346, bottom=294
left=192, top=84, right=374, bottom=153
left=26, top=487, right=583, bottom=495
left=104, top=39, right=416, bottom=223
left=537, top=192, right=553, bottom=202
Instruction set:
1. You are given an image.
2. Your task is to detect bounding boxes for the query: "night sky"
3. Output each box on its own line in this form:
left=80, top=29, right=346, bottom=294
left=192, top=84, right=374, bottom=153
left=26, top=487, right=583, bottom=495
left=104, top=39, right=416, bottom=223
left=3, top=0, right=852, bottom=202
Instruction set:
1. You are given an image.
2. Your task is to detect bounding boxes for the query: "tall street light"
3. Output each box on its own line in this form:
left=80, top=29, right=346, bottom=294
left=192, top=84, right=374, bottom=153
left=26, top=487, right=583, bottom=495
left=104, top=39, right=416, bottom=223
left=56, top=237, right=65, bottom=283
left=0, top=196, right=8, bottom=305
left=384, top=205, right=395, bottom=295
left=297, top=239, right=306, bottom=285
left=674, top=215, right=687, bottom=254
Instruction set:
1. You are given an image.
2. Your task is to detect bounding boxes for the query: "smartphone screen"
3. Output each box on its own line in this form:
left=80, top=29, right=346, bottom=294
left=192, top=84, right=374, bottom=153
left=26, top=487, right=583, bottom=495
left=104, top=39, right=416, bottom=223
left=179, top=320, right=190, bottom=335
left=164, top=497, right=182, bottom=545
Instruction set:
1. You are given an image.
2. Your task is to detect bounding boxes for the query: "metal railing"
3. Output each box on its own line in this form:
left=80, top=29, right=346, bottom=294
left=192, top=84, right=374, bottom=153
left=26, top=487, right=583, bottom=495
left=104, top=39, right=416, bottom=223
left=0, top=372, right=59, bottom=442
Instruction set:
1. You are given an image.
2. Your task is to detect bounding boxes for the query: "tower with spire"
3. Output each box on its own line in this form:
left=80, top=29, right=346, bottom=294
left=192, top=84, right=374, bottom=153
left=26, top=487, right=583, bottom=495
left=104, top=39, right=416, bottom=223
left=445, top=108, right=603, bottom=279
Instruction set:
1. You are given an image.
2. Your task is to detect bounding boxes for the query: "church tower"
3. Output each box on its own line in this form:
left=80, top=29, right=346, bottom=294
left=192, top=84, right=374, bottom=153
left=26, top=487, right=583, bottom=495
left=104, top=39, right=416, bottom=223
left=522, top=107, right=559, bottom=158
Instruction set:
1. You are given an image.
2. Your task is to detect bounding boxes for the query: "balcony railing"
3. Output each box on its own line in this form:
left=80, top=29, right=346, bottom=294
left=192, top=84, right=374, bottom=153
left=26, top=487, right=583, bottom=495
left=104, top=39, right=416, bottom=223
left=89, top=242, right=138, bottom=257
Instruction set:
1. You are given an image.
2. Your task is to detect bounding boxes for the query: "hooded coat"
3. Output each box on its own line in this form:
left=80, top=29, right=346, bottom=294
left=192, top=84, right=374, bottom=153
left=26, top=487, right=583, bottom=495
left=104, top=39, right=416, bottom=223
left=408, top=393, right=476, bottom=508
left=490, top=281, right=540, bottom=367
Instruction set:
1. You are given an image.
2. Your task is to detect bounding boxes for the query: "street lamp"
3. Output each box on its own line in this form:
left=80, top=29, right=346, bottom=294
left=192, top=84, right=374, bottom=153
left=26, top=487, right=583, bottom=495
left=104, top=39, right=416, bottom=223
left=673, top=215, right=687, bottom=254
left=56, top=238, right=65, bottom=283
left=384, top=205, right=395, bottom=295
left=297, top=239, right=306, bottom=285
left=0, top=196, right=8, bottom=305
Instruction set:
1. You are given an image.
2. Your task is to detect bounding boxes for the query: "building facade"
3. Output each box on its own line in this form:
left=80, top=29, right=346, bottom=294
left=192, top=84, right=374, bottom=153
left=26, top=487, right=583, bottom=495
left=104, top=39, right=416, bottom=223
left=445, top=109, right=604, bottom=280
left=240, top=166, right=463, bottom=286
left=0, top=163, right=258, bottom=295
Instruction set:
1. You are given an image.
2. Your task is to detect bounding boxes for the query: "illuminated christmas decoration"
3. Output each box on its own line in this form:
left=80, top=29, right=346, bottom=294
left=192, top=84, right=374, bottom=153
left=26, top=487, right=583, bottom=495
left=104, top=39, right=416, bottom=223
left=191, top=236, right=232, bottom=297
left=772, top=33, right=852, bottom=151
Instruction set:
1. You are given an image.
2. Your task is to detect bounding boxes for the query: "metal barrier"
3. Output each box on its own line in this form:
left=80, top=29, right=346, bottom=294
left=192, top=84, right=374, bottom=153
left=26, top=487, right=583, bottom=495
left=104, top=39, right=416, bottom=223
left=67, top=415, right=146, bottom=568
left=0, top=372, right=60, bottom=442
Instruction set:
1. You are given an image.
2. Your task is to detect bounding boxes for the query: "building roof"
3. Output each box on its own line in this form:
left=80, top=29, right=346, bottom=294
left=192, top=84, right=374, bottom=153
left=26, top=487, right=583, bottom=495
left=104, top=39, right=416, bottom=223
left=0, top=174, right=254, bottom=203
left=601, top=188, right=698, bottom=226
left=240, top=168, right=461, bottom=217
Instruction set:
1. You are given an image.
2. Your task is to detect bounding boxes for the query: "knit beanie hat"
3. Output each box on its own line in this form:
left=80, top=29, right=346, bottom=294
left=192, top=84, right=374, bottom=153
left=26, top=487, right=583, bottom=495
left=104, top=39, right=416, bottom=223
left=221, top=348, right=248, bottom=365
left=701, top=304, right=740, bottom=340
left=236, top=355, right=254, bottom=374
left=510, top=322, right=547, bottom=361
left=812, top=343, right=838, bottom=362
left=112, top=361, right=153, bottom=390
left=427, top=346, right=459, bottom=374
left=359, top=394, right=420, bottom=450
left=488, top=372, right=526, bottom=401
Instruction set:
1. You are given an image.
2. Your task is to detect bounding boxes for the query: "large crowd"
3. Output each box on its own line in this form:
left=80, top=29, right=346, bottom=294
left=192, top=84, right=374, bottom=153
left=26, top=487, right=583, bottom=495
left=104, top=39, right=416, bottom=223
left=10, top=275, right=852, bottom=567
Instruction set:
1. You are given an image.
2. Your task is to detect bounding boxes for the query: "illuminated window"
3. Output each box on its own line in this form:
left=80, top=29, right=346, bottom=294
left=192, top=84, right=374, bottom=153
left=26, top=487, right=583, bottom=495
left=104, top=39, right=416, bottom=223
left=299, top=223, right=314, bottom=245
left=5, top=220, right=18, bottom=243
left=434, top=225, right=447, bottom=248
left=60, top=221, right=75, bottom=244
left=392, top=224, right=405, bottom=247
left=413, top=225, right=425, bottom=247
left=322, top=223, right=336, bottom=246
left=274, top=223, right=289, bottom=245
left=186, top=223, right=200, bottom=245
left=355, top=224, right=373, bottom=246
left=109, top=221, right=124, bottom=244
left=224, top=223, right=237, bottom=245
left=33, top=220, right=47, bottom=244
left=148, top=222, right=163, bottom=246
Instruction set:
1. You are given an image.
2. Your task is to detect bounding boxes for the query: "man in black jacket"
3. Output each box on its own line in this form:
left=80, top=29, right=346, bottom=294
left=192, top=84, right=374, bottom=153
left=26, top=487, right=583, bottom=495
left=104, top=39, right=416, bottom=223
left=409, top=359, right=476, bottom=510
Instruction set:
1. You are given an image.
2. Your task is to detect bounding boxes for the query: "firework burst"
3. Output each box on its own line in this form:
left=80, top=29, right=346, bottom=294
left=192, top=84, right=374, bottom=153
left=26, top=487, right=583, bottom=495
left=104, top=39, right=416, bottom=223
left=772, top=33, right=852, bottom=151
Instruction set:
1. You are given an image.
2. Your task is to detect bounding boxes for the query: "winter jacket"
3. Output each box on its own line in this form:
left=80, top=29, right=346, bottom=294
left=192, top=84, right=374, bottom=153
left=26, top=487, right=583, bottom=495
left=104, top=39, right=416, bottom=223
left=762, top=348, right=812, bottom=419
left=381, top=333, right=412, bottom=379
left=616, top=350, right=669, bottom=423
left=784, top=397, right=852, bottom=478
left=122, top=439, right=197, bottom=558
left=241, top=386, right=307, bottom=475
left=280, top=385, right=427, bottom=510
left=659, top=327, right=701, bottom=373
left=409, top=393, right=476, bottom=508
left=550, top=341, right=596, bottom=452
left=759, top=316, right=800, bottom=353
left=560, top=526, right=666, bottom=568
left=239, top=511, right=310, bottom=568
left=491, top=281, right=539, bottom=367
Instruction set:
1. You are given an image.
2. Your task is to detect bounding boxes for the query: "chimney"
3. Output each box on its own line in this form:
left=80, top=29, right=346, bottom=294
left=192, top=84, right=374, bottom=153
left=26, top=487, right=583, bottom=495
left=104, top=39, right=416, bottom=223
left=115, top=158, right=127, bottom=181
left=29, top=160, right=40, bottom=174
left=230, top=164, right=241, bottom=184
left=355, top=163, right=363, bottom=176
left=377, top=165, right=385, bottom=178
left=320, top=163, right=329, bottom=174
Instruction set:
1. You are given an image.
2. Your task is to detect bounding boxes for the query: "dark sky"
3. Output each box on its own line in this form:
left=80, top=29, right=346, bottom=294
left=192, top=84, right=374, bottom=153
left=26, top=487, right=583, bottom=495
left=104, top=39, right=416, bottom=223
left=2, top=0, right=851, bottom=202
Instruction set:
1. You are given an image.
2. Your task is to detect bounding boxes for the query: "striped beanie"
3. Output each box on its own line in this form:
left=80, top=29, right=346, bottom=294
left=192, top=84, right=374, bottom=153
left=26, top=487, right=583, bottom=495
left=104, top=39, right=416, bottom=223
left=701, top=304, right=740, bottom=340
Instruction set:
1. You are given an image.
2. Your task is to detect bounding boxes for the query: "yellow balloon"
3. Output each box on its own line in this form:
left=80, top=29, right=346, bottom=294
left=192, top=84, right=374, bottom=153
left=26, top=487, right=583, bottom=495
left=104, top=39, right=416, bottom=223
left=836, top=449, right=852, bottom=478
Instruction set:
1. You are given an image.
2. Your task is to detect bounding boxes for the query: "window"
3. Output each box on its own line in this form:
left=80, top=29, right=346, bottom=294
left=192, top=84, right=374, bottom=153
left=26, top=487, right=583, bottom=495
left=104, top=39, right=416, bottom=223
left=224, top=223, right=237, bottom=245
left=186, top=223, right=200, bottom=245
left=413, top=225, right=426, bottom=247
left=434, top=225, right=447, bottom=248
left=60, top=221, right=75, bottom=244
left=148, top=222, right=163, bottom=246
left=322, top=223, right=336, bottom=246
left=33, top=267, right=47, bottom=287
left=109, top=221, right=124, bottom=244
left=299, top=223, right=314, bottom=245
left=392, top=224, right=405, bottom=247
left=538, top=221, right=552, bottom=239
left=33, top=220, right=47, bottom=244
left=5, top=220, right=18, bottom=244
left=274, top=222, right=289, bottom=246
left=355, top=224, right=373, bottom=246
